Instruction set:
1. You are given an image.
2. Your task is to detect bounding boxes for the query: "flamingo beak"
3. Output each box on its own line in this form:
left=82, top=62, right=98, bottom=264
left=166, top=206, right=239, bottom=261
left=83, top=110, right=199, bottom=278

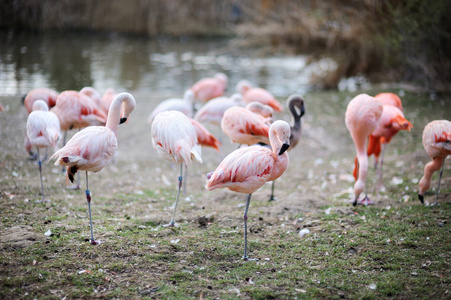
left=418, top=194, right=424, bottom=204
left=119, top=117, right=127, bottom=124
left=279, top=143, right=290, bottom=155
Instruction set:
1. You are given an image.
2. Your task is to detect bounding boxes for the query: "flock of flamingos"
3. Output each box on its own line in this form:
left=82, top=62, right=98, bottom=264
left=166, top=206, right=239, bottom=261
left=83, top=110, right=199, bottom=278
left=12, top=72, right=451, bottom=260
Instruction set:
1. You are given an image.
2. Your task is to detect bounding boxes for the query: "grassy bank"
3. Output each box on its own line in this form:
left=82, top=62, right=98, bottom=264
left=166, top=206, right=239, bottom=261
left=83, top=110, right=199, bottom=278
left=1, top=88, right=450, bottom=299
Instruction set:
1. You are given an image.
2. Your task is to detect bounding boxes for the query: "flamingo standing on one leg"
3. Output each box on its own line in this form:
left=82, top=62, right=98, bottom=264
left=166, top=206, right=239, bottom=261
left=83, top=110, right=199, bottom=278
left=151, top=110, right=202, bottom=226
left=51, top=90, right=107, bottom=188
left=345, top=94, right=383, bottom=206
left=147, top=90, right=194, bottom=124
left=190, top=73, right=228, bottom=103
left=50, top=92, right=136, bottom=245
left=359, top=104, right=412, bottom=193
left=268, top=94, right=305, bottom=201
left=194, top=93, right=244, bottom=126
left=221, top=106, right=271, bottom=147
left=418, top=120, right=451, bottom=205
left=206, top=120, right=291, bottom=260
left=26, top=100, right=61, bottom=201
left=236, top=80, right=283, bottom=112
left=22, top=88, right=59, bottom=159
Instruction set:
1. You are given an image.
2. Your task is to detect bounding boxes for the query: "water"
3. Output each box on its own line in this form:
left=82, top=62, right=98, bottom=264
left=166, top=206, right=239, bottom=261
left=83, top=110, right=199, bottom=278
left=0, top=29, right=336, bottom=97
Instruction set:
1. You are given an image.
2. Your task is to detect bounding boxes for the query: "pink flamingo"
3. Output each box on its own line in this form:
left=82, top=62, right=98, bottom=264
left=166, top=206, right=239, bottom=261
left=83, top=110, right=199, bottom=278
left=236, top=80, right=283, bottom=112
left=80, top=87, right=102, bottom=108
left=50, top=92, right=136, bottom=245
left=51, top=90, right=108, bottom=188
left=194, top=93, right=244, bottom=126
left=23, top=88, right=59, bottom=114
left=100, top=88, right=118, bottom=115
left=0, top=103, right=4, bottom=112
left=22, top=88, right=59, bottom=158
left=245, top=102, right=274, bottom=124
left=345, top=94, right=383, bottom=206
left=190, top=73, right=228, bottom=102
left=221, top=105, right=271, bottom=147
left=375, top=92, right=403, bottom=111
left=418, top=120, right=451, bottom=205
left=27, top=100, right=61, bottom=201
left=359, top=104, right=412, bottom=192
left=51, top=90, right=107, bottom=134
left=206, top=120, right=291, bottom=260
left=147, top=90, right=194, bottom=124
left=151, top=110, right=202, bottom=226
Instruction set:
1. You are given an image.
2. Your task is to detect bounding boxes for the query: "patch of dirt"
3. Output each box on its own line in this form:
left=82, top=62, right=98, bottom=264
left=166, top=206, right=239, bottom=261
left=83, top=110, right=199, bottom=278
left=0, top=225, right=46, bottom=248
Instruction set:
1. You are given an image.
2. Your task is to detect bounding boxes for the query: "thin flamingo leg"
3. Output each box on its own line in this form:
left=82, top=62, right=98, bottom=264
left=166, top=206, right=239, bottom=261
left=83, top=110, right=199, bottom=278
left=37, top=148, right=45, bottom=202
left=268, top=180, right=277, bottom=201
left=85, top=171, right=98, bottom=245
left=168, top=164, right=183, bottom=227
left=433, top=158, right=446, bottom=206
left=243, top=193, right=252, bottom=260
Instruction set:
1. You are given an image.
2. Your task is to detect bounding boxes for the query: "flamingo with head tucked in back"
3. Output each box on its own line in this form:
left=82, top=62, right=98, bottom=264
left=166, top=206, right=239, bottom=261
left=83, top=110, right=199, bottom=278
left=190, top=73, right=228, bottom=103
left=361, top=104, right=412, bottom=192
left=27, top=100, right=61, bottom=201
left=418, top=120, right=451, bottom=205
left=50, top=92, right=136, bottom=245
left=194, top=93, right=244, bottom=126
left=151, top=110, right=202, bottom=227
left=206, top=120, right=290, bottom=260
left=236, top=80, right=283, bottom=112
left=221, top=105, right=271, bottom=147
left=375, top=92, right=403, bottom=111
left=51, top=90, right=107, bottom=188
left=147, top=90, right=194, bottom=124
left=22, top=88, right=59, bottom=159
left=345, top=94, right=383, bottom=206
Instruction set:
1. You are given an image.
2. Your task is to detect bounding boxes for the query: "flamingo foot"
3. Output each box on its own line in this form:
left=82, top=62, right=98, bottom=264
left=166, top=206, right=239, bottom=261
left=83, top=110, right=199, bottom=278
left=268, top=196, right=278, bottom=202
left=162, top=221, right=178, bottom=227
left=357, top=196, right=374, bottom=206
left=90, top=239, right=99, bottom=245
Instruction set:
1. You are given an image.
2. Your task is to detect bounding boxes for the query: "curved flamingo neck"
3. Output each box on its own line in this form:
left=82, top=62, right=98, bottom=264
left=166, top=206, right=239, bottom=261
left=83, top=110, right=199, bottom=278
left=419, top=157, right=444, bottom=196
left=106, top=93, right=133, bottom=137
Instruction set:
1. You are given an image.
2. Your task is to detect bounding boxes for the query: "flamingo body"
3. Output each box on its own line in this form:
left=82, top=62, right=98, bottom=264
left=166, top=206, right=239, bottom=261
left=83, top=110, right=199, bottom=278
left=80, top=87, right=102, bottom=108
left=236, top=80, right=283, bottom=112
left=221, top=106, right=271, bottom=146
left=190, top=73, right=228, bottom=102
left=345, top=94, right=383, bottom=205
left=194, top=93, right=244, bottom=125
left=375, top=93, right=403, bottom=111
left=100, top=89, right=117, bottom=115
left=27, top=101, right=61, bottom=149
left=418, top=120, right=451, bottom=204
left=23, top=88, right=59, bottom=114
left=51, top=91, right=107, bottom=131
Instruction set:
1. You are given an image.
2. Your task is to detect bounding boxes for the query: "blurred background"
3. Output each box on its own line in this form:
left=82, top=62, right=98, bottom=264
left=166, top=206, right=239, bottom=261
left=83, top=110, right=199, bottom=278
left=1, top=0, right=450, bottom=96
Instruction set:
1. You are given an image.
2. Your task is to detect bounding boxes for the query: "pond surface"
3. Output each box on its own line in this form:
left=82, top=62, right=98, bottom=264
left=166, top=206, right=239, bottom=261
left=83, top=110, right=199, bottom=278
left=0, top=29, right=341, bottom=98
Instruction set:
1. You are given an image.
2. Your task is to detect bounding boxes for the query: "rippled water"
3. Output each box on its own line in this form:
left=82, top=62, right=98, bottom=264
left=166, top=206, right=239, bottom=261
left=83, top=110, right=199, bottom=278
left=0, top=29, right=339, bottom=97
